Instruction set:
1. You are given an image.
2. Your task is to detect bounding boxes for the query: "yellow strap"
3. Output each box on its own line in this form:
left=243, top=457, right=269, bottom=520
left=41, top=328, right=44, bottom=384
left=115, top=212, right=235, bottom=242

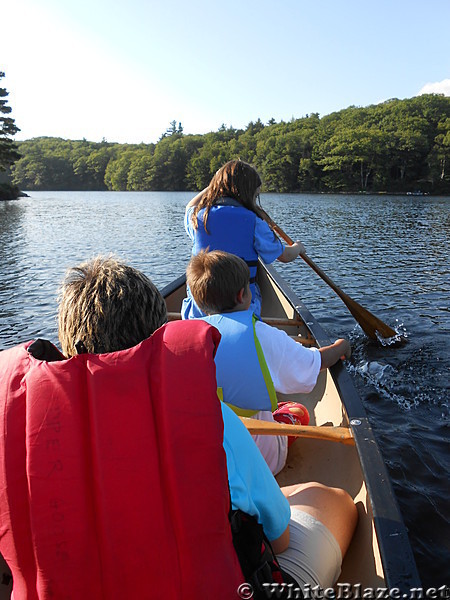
left=252, top=314, right=278, bottom=413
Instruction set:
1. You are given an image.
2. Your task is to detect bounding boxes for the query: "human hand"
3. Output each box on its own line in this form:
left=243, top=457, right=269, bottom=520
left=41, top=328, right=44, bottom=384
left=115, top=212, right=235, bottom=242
left=186, top=186, right=210, bottom=209
left=278, top=241, right=306, bottom=263
left=293, top=241, right=306, bottom=256
left=335, top=339, right=351, bottom=360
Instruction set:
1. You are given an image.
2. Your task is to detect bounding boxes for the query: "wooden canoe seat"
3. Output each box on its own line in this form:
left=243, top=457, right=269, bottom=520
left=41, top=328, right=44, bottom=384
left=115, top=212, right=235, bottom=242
left=166, top=312, right=316, bottom=346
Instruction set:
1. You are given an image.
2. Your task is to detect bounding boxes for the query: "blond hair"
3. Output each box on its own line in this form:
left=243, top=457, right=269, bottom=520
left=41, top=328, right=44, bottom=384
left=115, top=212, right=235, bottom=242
left=186, top=250, right=250, bottom=314
left=58, top=255, right=167, bottom=356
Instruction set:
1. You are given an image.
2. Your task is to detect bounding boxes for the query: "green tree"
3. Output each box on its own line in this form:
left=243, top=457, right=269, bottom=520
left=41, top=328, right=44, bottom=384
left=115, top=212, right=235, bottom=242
left=86, top=146, right=116, bottom=189
left=160, top=120, right=184, bottom=140
left=10, top=152, right=47, bottom=189
left=105, top=152, right=133, bottom=190
left=0, top=72, right=20, bottom=171
left=314, top=126, right=388, bottom=191
left=427, top=117, right=450, bottom=187
left=145, top=137, right=190, bottom=190
left=255, top=116, right=320, bottom=191
left=127, top=148, right=155, bottom=190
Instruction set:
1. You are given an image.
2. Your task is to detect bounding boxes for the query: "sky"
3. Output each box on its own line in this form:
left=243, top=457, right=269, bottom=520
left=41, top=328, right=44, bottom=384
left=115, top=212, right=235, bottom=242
left=2, top=0, right=450, bottom=145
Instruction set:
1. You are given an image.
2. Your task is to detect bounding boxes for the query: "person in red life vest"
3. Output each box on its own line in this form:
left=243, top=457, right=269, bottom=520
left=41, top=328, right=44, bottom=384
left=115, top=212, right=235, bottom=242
left=182, top=159, right=305, bottom=320
left=186, top=250, right=352, bottom=476
left=0, top=256, right=244, bottom=599
left=0, top=256, right=357, bottom=598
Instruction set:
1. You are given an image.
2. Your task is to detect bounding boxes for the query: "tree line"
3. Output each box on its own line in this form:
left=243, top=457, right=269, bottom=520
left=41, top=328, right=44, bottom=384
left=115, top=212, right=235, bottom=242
left=0, top=72, right=21, bottom=200
left=9, top=95, right=450, bottom=194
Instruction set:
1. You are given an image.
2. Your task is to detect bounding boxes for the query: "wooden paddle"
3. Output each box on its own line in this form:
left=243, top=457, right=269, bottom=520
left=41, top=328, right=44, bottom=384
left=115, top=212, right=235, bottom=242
left=240, top=417, right=355, bottom=445
left=259, top=209, right=399, bottom=342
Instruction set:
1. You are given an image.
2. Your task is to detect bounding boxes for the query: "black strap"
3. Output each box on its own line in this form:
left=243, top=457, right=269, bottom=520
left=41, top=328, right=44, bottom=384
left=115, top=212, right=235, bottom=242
left=75, top=340, right=88, bottom=354
left=27, top=339, right=65, bottom=362
left=242, top=258, right=257, bottom=284
left=229, top=508, right=300, bottom=599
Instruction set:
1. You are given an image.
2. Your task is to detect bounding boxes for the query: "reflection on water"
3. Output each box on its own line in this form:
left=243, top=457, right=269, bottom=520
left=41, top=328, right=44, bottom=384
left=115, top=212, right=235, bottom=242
left=1, top=191, right=449, bottom=584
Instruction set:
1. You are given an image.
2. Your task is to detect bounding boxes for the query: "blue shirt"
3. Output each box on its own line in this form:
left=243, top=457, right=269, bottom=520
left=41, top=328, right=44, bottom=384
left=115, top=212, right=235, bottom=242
left=184, top=205, right=283, bottom=264
left=221, top=403, right=291, bottom=541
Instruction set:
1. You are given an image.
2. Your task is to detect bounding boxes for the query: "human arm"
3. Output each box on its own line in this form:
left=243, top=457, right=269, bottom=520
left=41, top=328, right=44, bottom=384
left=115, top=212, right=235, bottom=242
left=254, top=321, right=322, bottom=394
left=221, top=404, right=291, bottom=542
left=276, top=241, right=306, bottom=263
left=185, top=187, right=209, bottom=210
left=270, top=525, right=290, bottom=554
left=254, top=218, right=306, bottom=264
left=251, top=411, right=288, bottom=476
left=255, top=323, right=350, bottom=392
left=319, top=339, right=351, bottom=370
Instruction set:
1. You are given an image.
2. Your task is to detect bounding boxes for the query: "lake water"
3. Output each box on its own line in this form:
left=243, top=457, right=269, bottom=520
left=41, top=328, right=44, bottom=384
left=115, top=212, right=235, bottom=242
left=0, top=191, right=449, bottom=585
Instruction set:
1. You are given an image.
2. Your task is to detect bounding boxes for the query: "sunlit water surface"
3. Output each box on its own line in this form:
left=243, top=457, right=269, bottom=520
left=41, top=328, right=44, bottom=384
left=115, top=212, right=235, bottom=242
left=1, top=191, right=448, bottom=585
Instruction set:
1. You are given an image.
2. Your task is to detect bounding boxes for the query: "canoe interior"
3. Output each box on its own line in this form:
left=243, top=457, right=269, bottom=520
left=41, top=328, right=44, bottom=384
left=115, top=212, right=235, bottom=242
left=163, top=262, right=420, bottom=590
left=257, top=263, right=388, bottom=585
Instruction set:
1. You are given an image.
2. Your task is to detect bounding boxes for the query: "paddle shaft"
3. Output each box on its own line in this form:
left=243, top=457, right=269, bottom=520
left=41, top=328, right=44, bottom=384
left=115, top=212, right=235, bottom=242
left=240, top=417, right=354, bottom=445
left=259, top=209, right=398, bottom=341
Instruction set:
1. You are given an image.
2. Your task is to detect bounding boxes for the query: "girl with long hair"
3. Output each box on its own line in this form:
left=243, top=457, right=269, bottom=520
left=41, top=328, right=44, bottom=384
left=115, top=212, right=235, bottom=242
left=182, top=159, right=304, bottom=319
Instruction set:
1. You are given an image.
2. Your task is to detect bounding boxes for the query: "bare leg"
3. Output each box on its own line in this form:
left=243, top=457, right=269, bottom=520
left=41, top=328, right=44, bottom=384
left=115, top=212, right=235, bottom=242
left=281, top=482, right=358, bottom=558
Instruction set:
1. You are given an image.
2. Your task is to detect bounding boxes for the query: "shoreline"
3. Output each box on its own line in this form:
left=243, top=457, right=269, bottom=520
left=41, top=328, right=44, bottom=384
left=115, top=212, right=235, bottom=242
left=9, top=189, right=448, bottom=198
left=0, top=184, right=29, bottom=201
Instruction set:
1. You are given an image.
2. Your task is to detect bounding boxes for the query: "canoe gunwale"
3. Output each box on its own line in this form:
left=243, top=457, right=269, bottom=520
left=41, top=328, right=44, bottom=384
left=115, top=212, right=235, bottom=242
left=161, top=266, right=421, bottom=590
left=161, top=273, right=186, bottom=300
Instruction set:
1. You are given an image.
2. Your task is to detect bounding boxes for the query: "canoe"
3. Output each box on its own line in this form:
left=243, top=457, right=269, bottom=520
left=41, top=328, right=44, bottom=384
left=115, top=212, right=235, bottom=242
left=163, top=261, right=421, bottom=592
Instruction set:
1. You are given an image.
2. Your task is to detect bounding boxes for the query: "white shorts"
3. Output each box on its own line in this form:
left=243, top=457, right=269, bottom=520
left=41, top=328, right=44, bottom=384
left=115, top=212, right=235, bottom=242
left=276, top=508, right=342, bottom=589
left=251, top=410, right=288, bottom=476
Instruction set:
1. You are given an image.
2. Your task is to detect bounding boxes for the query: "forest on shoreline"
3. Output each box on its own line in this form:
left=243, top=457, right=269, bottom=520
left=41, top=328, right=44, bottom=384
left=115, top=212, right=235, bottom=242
left=8, top=95, right=450, bottom=195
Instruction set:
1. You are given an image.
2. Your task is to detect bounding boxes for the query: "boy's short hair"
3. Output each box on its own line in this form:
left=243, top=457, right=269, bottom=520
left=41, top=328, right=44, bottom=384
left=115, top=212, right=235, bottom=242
left=58, top=255, right=167, bottom=356
left=186, top=250, right=250, bottom=314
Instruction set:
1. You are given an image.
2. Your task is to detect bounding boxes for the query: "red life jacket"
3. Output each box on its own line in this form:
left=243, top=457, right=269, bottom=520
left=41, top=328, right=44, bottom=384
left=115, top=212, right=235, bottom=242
left=0, top=320, right=244, bottom=600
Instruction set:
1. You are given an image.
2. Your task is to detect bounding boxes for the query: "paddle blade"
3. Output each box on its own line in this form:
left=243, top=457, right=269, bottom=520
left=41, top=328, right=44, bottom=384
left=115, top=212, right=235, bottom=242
left=300, top=253, right=403, bottom=343
left=339, top=291, right=402, bottom=342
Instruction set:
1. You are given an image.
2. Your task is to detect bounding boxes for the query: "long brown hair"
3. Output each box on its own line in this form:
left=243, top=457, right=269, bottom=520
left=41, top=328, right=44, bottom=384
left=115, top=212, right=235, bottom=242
left=191, top=160, right=263, bottom=231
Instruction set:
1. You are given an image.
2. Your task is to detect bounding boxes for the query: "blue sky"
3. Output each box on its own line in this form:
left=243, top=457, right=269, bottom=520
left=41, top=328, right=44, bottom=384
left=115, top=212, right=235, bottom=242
left=2, top=0, right=450, bottom=144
